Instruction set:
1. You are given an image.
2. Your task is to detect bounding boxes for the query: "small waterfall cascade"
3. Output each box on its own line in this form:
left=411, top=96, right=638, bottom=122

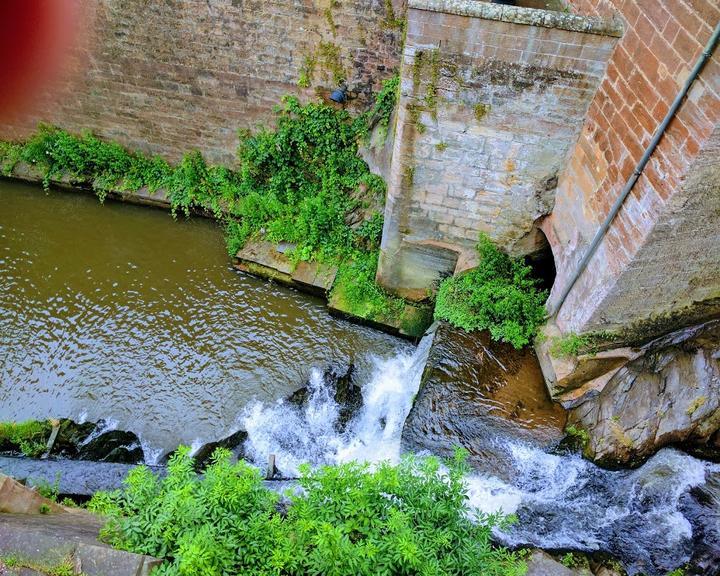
left=240, top=328, right=719, bottom=576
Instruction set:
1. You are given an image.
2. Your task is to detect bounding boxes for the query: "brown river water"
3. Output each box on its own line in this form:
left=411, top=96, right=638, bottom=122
left=0, top=179, right=410, bottom=459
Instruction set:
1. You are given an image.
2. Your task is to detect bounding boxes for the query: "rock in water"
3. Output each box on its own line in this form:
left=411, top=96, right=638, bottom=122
left=54, top=419, right=98, bottom=457
left=287, top=364, right=361, bottom=431
left=680, top=470, right=720, bottom=574
left=401, top=322, right=566, bottom=476
left=568, top=319, right=720, bottom=467
left=78, top=429, right=144, bottom=464
left=190, top=429, right=248, bottom=470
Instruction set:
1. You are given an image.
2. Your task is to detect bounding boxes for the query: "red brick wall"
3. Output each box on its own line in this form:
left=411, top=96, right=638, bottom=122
left=543, top=0, right=720, bottom=334
left=0, top=0, right=404, bottom=165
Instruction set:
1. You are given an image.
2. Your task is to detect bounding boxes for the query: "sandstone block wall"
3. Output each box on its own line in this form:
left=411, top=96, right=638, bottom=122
left=544, top=0, right=720, bottom=337
left=377, top=0, right=620, bottom=299
left=0, top=0, right=404, bottom=165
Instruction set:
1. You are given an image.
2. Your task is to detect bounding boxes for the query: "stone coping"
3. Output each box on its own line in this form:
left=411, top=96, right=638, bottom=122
left=408, top=0, right=624, bottom=37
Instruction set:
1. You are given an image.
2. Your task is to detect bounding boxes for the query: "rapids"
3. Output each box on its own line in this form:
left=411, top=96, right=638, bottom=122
left=241, top=331, right=720, bottom=576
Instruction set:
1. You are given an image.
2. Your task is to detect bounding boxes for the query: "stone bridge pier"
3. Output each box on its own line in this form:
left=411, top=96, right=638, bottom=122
left=376, top=0, right=622, bottom=300
left=377, top=0, right=720, bottom=350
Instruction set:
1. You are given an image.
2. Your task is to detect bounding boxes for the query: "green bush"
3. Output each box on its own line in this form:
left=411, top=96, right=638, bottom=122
left=88, top=447, right=526, bottom=576
left=0, top=420, right=52, bottom=458
left=434, top=235, right=547, bottom=349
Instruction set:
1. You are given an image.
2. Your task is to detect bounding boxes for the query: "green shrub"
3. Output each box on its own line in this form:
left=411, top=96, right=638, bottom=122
left=0, top=420, right=52, bottom=457
left=88, top=447, right=525, bottom=576
left=434, top=235, right=547, bottom=348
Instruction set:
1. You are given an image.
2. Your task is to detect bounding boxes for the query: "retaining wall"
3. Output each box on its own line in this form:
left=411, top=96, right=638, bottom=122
left=377, top=0, right=620, bottom=299
left=0, top=0, right=404, bottom=165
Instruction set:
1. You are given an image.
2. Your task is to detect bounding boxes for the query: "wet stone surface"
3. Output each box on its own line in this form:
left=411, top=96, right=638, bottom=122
left=402, top=322, right=566, bottom=475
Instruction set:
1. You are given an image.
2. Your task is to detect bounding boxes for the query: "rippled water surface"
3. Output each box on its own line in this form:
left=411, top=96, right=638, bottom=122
left=0, top=180, right=410, bottom=455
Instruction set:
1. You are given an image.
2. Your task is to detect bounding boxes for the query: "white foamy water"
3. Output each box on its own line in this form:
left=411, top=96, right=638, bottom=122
left=241, top=332, right=434, bottom=476
left=238, top=328, right=719, bottom=576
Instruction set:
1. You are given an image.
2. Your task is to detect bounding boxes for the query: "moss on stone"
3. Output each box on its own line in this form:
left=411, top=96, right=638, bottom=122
left=0, top=420, right=52, bottom=458
left=382, top=0, right=405, bottom=30
left=318, top=41, right=345, bottom=84
left=474, top=102, right=491, bottom=122
left=686, top=396, right=707, bottom=416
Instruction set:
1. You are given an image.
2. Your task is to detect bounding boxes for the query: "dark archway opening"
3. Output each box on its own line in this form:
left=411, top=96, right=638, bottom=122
left=523, top=229, right=556, bottom=295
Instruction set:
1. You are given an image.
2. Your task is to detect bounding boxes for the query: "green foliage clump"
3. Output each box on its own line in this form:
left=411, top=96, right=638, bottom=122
left=560, top=552, right=589, bottom=569
left=362, top=74, right=400, bottom=142
left=88, top=446, right=525, bottom=576
left=564, top=425, right=590, bottom=450
left=0, top=82, right=406, bottom=323
left=13, top=125, right=173, bottom=200
left=434, top=235, right=547, bottom=349
left=0, top=419, right=52, bottom=457
left=333, top=251, right=405, bottom=321
left=226, top=95, right=383, bottom=260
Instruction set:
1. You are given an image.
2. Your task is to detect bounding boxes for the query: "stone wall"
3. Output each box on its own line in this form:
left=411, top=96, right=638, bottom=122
left=377, top=0, right=620, bottom=299
left=543, top=0, right=720, bottom=336
left=0, top=0, right=404, bottom=165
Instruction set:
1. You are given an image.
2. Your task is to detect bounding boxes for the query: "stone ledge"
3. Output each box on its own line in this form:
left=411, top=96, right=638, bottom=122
left=408, top=0, right=624, bottom=37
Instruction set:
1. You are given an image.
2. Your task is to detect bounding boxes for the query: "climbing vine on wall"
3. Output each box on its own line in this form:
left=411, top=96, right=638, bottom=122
left=0, top=75, right=403, bottom=322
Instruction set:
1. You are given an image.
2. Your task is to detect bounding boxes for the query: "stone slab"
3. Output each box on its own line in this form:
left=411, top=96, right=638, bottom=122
left=1, top=456, right=295, bottom=498
left=0, top=457, right=163, bottom=497
left=0, top=475, right=64, bottom=515
left=234, top=240, right=338, bottom=296
left=0, top=513, right=159, bottom=576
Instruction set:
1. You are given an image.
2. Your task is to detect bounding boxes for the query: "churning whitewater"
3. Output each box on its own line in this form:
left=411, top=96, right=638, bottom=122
left=239, top=331, right=719, bottom=576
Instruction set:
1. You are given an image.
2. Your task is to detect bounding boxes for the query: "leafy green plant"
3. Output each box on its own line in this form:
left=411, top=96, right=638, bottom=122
left=564, top=425, right=590, bottom=449
left=34, top=473, right=61, bottom=502
left=434, top=234, right=547, bottom=348
left=0, top=419, right=52, bottom=457
left=560, top=552, right=589, bottom=569
left=88, top=446, right=525, bottom=576
left=0, top=83, right=409, bottom=324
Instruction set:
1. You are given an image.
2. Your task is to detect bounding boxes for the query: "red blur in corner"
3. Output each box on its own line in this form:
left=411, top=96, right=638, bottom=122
left=0, top=0, right=80, bottom=122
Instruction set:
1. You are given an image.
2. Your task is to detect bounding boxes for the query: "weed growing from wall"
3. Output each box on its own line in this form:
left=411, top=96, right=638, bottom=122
left=88, top=446, right=526, bottom=576
left=434, top=234, right=547, bottom=349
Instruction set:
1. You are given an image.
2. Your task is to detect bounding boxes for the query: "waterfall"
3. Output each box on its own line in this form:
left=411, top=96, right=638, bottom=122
left=240, top=329, right=719, bottom=575
left=241, top=330, right=434, bottom=475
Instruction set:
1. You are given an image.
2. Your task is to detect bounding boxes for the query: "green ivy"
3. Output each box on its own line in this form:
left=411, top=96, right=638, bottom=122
left=0, top=76, right=403, bottom=321
left=434, top=234, right=547, bottom=349
left=88, top=446, right=526, bottom=576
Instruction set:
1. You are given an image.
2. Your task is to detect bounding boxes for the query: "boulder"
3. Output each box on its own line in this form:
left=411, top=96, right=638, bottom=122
left=566, top=319, right=720, bottom=467
left=53, top=420, right=97, bottom=458
left=77, top=429, right=144, bottom=464
left=191, top=429, right=248, bottom=470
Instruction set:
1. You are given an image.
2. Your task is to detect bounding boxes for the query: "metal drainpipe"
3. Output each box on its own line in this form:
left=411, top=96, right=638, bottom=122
left=547, top=20, right=720, bottom=319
